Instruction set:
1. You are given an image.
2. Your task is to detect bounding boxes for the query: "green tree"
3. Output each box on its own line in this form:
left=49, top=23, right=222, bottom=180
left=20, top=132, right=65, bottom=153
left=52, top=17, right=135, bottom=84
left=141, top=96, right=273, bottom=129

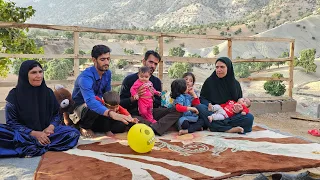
left=275, top=51, right=289, bottom=68
left=44, top=59, right=70, bottom=80
left=123, top=48, right=134, bottom=55
left=136, top=35, right=144, bottom=43
left=188, top=53, right=201, bottom=58
left=234, top=63, right=251, bottom=78
left=213, top=46, right=219, bottom=55
left=64, top=47, right=87, bottom=66
left=169, top=47, right=185, bottom=57
left=64, top=32, right=73, bottom=40
left=263, top=73, right=286, bottom=96
left=116, top=59, right=128, bottom=69
left=298, top=48, right=317, bottom=73
left=168, top=62, right=192, bottom=78
left=109, top=63, right=124, bottom=92
left=0, top=1, right=43, bottom=77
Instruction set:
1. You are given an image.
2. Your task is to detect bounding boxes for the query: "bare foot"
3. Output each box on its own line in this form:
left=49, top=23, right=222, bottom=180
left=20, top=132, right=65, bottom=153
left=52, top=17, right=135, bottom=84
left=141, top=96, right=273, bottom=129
left=208, top=116, right=213, bottom=123
left=225, top=127, right=244, bottom=134
left=179, top=129, right=188, bottom=136
left=80, top=128, right=96, bottom=138
left=106, top=131, right=115, bottom=137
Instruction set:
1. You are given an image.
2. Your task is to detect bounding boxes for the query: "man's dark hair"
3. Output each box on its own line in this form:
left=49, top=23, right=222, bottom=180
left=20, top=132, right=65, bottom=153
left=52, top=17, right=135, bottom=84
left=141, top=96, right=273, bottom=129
left=91, top=45, right=111, bottom=59
left=144, top=50, right=161, bottom=62
left=138, top=66, right=151, bottom=75
left=182, top=72, right=196, bottom=85
left=170, top=78, right=187, bottom=99
left=103, top=91, right=120, bottom=106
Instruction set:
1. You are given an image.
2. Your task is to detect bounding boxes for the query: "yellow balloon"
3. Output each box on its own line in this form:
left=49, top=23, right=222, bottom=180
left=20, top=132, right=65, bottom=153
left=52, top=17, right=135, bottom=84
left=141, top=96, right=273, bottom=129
left=127, top=123, right=155, bottom=153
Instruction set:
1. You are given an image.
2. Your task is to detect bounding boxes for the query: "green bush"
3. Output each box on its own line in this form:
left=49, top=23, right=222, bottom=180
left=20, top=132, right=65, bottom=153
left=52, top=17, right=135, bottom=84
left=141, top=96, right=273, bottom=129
left=234, top=63, right=251, bottom=78
left=44, top=59, right=70, bottom=80
left=169, top=47, right=185, bottom=57
left=213, top=46, right=219, bottom=55
left=116, top=59, right=128, bottom=69
left=168, top=62, right=192, bottom=78
left=298, top=48, right=317, bottom=73
left=263, top=73, right=286, bottom=96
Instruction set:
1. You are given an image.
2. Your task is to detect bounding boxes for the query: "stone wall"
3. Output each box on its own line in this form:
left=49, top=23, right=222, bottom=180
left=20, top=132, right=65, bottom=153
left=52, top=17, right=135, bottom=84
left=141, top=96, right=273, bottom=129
left=250, top=99, right=297, bottom=115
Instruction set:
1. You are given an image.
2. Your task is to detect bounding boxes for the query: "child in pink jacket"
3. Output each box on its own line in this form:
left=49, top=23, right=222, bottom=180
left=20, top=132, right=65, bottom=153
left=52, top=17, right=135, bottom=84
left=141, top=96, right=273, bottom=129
left=130, top=66, right=160, bottom=124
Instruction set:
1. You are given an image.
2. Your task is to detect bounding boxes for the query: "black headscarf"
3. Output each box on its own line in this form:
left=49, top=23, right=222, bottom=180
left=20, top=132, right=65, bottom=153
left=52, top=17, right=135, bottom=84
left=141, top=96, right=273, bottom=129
left=200, top=57, right=242, bottom=105
left=6, top=60, right=59, bottom=131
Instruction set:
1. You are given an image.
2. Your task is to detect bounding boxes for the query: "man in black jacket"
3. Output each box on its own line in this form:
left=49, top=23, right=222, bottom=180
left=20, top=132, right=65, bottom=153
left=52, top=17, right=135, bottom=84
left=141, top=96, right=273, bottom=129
left=120, top=50, right=181, bottom=135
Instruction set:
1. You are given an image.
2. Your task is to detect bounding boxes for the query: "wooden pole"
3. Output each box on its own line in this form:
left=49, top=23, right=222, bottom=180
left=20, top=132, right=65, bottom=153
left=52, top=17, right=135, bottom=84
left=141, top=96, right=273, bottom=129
left=158, top=36, right=164, bottom=81
left=73, top=31, right=80, bottom=77
left=227, top=39, right=232, bottom=60
left=289, top=41, right=295, bottom=98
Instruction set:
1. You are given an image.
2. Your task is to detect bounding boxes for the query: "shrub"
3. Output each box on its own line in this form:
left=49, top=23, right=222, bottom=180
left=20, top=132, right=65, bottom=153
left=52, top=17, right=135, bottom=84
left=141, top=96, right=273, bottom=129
left=263, top=73, right=286, bottom=96
left=234, top=63, right=251, bottom=78
left=116, top=59, right=128, bottom=69
left=44, top=59, right=70, bottom=80
left=168, top=62, right=192, bottom=78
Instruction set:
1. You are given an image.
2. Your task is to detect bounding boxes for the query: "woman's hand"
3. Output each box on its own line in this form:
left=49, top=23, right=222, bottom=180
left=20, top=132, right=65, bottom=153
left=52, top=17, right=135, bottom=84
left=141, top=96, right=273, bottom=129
left=188, top=107, right=199, bottom=114
left=233, top=103, right=243, bottom=113
left=30, top=131, right=51, bottom=145
left=43, top=124, right=55, bottom=135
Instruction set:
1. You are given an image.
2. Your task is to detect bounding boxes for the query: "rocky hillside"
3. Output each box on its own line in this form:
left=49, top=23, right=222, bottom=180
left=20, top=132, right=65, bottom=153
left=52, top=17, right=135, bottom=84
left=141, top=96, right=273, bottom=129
left=202, top=15, right=320, bottom=59
left=11, top=0, right=319, bottom=29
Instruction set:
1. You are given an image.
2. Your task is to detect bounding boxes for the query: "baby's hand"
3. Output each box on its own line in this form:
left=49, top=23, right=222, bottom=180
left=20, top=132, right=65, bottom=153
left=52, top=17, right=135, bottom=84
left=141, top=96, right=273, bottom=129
left=189, top=107, right=199, bottom=114
left=208, top=103, right=213, bottom=111
left=133, top=94, right=139, bottom=100
left=241, top=111, right=246, bottom=115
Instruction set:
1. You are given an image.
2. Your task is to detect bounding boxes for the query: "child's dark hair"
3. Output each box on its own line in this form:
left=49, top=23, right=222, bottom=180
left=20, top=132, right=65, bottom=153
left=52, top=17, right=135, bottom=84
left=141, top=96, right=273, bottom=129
left=138, top=66, right=151, bottom=75
left=182, top=72, right=196, bottom=85
left=170, top=78, right=187, bottom=99
left=103, top=91, right=120, bottom=106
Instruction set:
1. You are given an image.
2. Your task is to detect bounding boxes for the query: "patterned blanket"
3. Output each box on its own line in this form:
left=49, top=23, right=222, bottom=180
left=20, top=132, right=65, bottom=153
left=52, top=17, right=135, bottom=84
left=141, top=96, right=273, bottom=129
left=35, top=126, right=320, bottom=180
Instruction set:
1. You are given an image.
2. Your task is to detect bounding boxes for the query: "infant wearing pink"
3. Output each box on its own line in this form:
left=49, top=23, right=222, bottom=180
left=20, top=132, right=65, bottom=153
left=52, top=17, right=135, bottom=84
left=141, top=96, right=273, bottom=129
left=130, top=79, right=160, bottom=123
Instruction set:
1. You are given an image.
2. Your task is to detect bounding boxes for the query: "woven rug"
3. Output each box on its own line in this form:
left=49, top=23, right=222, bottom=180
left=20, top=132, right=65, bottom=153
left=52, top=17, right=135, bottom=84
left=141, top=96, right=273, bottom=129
left=34, top=125, right=320, bottom=180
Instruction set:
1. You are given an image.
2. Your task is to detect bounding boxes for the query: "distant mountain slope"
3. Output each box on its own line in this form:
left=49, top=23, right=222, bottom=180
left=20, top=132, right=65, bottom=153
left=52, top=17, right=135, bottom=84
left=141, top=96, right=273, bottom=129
left=194, top=15, right=320, bottom=59
left=10, top=0, right=318, bottom=29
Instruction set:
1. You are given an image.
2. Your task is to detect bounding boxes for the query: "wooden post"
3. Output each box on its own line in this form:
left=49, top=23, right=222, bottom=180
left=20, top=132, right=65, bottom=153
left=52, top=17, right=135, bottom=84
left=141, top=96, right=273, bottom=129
left=317, top=104, right=320, bottom=118
left=289, top=41, right=295, bottom=98
left=227, top=39, right=232, bottom=60
left=158, top=36, right=164, bottom=81
left=73, top=31, right=80, bottom=77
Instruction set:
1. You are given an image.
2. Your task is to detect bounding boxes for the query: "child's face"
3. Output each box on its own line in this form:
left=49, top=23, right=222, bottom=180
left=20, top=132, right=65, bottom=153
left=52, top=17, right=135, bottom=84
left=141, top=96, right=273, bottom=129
left=238, top=98, right=251, bottom=107
left=184, top=75, right=194, bottom=88
left=139, top=72, right=151, bottom=83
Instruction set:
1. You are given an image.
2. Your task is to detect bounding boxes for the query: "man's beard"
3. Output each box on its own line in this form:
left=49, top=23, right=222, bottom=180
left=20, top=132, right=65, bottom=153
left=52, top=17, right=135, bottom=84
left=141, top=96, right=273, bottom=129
left=98, top=64, right=109, bottom=72
left=150, top=68, right=155, bottom=74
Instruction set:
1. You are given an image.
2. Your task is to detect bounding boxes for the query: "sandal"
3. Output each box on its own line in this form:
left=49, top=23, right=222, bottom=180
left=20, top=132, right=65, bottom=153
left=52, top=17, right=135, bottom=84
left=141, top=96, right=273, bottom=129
left=308, top=129, right=320, bottom=137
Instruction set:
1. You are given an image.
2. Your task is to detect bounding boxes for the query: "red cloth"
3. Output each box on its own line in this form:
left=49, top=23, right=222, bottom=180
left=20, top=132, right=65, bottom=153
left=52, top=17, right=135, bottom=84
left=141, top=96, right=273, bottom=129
left=118, top=106, right=130, bottom=116
left=220, top=100, right=249, bottom=117
left=95, top=96, right=130, bottom=116
left=175, top=98, right=200, bottom=113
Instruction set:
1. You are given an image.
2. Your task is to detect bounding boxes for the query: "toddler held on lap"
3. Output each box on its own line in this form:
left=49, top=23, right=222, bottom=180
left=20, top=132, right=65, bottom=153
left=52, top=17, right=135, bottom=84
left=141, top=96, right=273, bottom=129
left=207, top=97, right=251, bottom=133
left=130, top=66, right=161, bottom=124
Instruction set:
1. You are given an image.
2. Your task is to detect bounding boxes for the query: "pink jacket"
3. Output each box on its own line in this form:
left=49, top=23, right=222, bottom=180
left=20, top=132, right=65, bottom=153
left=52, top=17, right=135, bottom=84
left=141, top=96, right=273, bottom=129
left=130, top=79, right=160, bottom=98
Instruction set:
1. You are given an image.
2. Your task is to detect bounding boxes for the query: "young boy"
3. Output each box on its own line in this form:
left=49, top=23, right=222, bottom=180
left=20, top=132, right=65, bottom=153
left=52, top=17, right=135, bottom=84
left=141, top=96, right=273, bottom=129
left=95, top=91, right=138, bottom=136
